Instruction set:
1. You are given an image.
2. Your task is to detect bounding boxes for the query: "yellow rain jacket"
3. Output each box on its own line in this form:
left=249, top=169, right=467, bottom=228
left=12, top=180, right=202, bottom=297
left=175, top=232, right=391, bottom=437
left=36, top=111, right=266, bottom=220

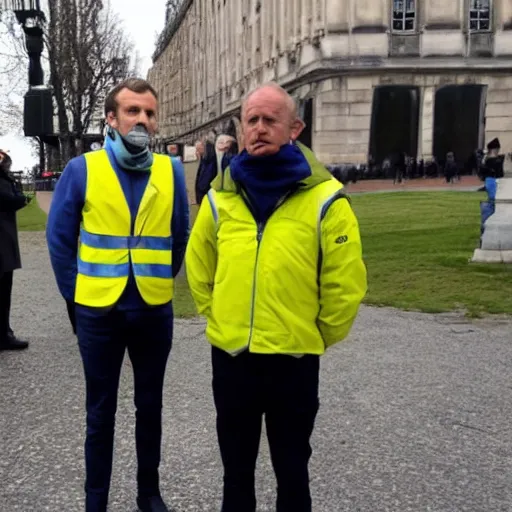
left=185, top=143, right=367, bottom=355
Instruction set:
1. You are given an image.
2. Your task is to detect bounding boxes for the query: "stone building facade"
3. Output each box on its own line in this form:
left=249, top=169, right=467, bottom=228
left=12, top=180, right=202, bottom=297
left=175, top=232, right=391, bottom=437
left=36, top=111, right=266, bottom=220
left=148, top=0, right=512, bottom=165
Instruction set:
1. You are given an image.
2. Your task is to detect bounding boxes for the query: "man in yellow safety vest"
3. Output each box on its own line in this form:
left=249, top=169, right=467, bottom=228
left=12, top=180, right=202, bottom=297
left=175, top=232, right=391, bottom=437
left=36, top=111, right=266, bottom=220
left=47, top=78, right=188, bottom=512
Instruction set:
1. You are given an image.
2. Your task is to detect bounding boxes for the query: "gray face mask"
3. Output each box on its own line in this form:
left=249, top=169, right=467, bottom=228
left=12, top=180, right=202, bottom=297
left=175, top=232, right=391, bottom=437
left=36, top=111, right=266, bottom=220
left=123, top=125, right=150, bottom=150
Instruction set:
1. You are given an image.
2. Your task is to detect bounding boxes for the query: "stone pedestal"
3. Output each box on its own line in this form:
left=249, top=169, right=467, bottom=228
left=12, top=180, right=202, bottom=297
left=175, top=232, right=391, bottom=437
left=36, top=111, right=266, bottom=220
left=472, top=155, right=512, bottom=263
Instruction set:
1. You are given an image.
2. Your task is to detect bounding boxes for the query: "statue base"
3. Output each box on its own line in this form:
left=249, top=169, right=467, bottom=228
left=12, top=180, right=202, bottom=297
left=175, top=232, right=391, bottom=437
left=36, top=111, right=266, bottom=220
left=472, top=157, right=512, bottom=264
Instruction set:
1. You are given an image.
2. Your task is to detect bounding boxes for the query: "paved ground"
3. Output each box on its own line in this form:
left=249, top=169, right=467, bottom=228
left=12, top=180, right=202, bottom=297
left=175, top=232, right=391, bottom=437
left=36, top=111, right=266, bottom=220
left=36, top=191, right=52, bottom=215
left=1, top=232, right=511, bottom=512
left=343, top=176, right=481, bottom=194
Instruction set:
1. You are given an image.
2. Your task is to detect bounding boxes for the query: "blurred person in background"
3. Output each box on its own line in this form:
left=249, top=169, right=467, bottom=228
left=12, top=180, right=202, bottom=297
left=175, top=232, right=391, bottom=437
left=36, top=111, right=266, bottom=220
left=0, top=150, right=32, bottom=351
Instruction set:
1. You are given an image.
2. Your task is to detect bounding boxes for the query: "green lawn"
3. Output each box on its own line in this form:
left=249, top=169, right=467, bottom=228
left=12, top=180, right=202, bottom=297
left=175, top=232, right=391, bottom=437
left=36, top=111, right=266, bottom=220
left=352, top=191, right=512, bottom=317
left=17, top=197, right=47, bottom=231
left=175, top=191, right=512, bottom=318
left=16, top=189, right=512, bottom=317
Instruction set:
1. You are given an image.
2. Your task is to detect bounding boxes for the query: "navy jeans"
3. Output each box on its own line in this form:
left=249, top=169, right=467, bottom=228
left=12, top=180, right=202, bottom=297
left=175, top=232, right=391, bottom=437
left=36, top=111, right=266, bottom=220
left=76, top=303, right=173, bottom=512
left=212, top=347, right=320, bottom=512
left=0, top=271, right=13, bottom=342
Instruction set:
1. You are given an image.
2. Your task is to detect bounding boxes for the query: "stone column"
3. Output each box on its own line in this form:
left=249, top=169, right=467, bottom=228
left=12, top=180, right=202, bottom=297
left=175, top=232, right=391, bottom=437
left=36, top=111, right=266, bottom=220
left=422, top=0, right=465, bottom=56
left=301, top=0, right=310, bottom=41
left=325, top=0, right=349, bottom=32
left=495, top=0, right=512, bottom=55
left=350, top=0, right=388, bottom=57
left=420, top=86, right=435, bottom=160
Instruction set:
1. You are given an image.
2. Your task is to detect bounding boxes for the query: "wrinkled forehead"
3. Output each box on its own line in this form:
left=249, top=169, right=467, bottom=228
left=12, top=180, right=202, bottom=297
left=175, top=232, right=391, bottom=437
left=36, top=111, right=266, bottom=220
left=244, top=102, right=289, bottom=123
left=243, top=87, right=295, bottom=120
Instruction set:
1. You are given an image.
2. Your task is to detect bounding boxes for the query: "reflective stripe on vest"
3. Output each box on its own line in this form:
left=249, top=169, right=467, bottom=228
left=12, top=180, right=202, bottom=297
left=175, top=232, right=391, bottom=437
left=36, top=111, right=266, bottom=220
left=75, top=150, right=174, bottom=307
left=78, top=228, right=173, bottom=278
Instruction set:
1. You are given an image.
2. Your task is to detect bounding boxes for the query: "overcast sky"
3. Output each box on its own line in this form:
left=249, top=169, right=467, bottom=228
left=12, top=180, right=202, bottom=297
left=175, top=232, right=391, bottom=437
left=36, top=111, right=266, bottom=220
left=110, top=0, right=166, bottom=76
left=0, top=1, right=166, bottom=169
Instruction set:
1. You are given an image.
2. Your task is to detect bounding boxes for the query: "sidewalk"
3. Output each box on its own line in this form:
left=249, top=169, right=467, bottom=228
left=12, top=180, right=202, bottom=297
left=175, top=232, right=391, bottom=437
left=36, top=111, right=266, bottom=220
left=36, top=191, right=53, bottom=215
left=2, top=231, right=511, bottom=511
left=344, top=176, right=481, bottom=193
left=36, top=176, right=482, bottom=215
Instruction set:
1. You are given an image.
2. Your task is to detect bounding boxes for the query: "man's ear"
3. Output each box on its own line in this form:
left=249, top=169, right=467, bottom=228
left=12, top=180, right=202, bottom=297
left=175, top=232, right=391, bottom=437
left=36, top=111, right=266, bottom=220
left=290, top=117, right=306, bottom=142
left=106, top=111, right=118, bottom=130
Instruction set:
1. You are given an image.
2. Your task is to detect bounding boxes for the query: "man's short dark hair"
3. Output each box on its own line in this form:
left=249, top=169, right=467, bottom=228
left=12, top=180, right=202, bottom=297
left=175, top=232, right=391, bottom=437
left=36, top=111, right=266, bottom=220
left=104, top=78, right=158, bottom=116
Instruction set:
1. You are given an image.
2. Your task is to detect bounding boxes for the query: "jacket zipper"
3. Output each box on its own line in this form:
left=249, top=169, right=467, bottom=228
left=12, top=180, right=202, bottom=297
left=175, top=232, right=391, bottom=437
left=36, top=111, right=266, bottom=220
left=246, top=190, right=294, bottom=349
left=247, top=221, right=265, bottom=348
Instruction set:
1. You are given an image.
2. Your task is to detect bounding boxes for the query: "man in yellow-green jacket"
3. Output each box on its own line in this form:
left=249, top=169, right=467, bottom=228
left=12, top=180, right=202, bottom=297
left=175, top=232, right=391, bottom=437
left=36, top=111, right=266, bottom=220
left=185, top=82, right=367, bottom=512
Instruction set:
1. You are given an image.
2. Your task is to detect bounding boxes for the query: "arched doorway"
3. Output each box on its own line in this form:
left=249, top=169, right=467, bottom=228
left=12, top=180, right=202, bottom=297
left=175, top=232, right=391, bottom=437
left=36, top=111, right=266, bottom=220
left=297, top=98, right=313, bottom=149
left=225, top=116, right=243, bottom=153
left=433, top=84, right=487, bottom=167
left=369, top=85, right=420, bottom=165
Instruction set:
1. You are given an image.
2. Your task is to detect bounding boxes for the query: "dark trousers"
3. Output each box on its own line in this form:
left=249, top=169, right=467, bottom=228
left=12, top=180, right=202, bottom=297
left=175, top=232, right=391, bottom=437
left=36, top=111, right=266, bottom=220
left=211, top=347, right=320, bottom=512
left=0, top=271, right=13, bottom=341
left=76, top=303, right=173, bottom=512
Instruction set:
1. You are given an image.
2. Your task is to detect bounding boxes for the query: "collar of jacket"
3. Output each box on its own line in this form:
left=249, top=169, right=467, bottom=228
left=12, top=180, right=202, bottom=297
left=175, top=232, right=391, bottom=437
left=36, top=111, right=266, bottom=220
left=211, top=141, right=333, bottom=193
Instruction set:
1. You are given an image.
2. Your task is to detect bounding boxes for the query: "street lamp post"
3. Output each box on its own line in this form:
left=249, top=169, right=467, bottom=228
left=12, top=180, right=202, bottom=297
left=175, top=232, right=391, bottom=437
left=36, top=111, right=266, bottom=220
left=1, top=0, right=53, bottom=174
left=4, top=0, right=46, bottom=86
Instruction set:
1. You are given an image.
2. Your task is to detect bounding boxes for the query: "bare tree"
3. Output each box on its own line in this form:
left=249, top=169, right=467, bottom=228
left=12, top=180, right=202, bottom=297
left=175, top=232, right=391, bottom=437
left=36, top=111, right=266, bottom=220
left=165, top=0, right=184, bottom=23
left=0, top=10, right=30, bottom=135
left=46, top=0, right=136, bottom=161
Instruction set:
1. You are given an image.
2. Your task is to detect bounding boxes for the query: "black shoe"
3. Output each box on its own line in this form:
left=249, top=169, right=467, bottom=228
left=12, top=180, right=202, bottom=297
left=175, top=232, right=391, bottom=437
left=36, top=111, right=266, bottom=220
left=137, top=495, right=173, bottom=512
left=0, top=333, right=29, bottom=351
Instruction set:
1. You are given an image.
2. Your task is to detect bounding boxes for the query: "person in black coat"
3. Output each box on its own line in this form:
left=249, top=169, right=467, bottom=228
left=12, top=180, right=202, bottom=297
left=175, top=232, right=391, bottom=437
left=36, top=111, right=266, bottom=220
left=194, top=140, right=218, bottom=205
left=0, top=150, right=32, bottom=350
left=482, top=138, right=505, bottom=180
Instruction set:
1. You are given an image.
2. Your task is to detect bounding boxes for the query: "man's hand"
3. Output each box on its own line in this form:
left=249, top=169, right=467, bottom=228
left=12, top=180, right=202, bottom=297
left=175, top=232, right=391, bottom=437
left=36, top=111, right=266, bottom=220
left=65, top=300, right=77, bottom=335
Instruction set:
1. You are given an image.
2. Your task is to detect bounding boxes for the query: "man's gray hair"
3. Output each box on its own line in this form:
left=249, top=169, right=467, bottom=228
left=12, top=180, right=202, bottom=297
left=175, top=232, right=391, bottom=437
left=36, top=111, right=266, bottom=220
left=241, top=82, right=298, bottom=119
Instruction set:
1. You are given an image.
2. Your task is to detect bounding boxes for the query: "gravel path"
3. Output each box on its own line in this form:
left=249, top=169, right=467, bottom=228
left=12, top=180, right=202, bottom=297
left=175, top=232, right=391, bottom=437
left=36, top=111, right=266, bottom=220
left=1, top=232, right=511, bottom=512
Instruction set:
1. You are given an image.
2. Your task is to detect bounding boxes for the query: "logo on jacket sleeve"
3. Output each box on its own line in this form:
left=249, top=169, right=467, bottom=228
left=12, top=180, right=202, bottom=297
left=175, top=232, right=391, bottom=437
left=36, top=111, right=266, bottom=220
left=335, top=235, right=348, bottom=244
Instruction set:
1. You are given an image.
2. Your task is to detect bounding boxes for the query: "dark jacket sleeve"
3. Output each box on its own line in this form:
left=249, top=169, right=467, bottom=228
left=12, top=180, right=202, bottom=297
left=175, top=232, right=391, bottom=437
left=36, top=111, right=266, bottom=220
left=0, top=182, right=27, bottom=212
left=46, top=157, right=86, bottom=301
left=196, top=159, right=217, bottom=199
left=171, top=157, right=190, bottom=278
left=194, top=159, right=205, bottom=204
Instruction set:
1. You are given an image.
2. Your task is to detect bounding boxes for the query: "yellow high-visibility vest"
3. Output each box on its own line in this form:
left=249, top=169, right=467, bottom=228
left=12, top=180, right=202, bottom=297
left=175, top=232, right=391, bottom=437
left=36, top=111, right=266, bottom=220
left=75, top=149, right=174, bottom=307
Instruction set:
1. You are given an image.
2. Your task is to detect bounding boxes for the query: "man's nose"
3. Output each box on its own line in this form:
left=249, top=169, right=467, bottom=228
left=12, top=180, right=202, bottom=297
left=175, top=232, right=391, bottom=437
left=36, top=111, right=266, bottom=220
left=255, top=119, right=267, bottom=133
left=135, top=111, right=149, bottom=126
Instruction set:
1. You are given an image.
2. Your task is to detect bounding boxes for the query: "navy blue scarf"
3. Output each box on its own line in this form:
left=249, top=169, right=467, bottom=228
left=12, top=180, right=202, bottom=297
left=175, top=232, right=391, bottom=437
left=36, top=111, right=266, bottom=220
left=229, top=143, right=311, bottom=223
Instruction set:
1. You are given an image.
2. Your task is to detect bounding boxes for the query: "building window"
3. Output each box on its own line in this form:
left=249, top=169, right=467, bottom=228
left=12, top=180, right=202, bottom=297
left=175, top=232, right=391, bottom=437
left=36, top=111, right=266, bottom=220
left=469, top=0, right=491, bottom=31
left=393, top=0, right=416, bottom=32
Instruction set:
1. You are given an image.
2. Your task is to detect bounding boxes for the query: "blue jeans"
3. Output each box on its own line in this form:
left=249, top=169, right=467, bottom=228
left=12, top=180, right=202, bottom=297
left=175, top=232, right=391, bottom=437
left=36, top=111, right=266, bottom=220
left=76, top=303, right=173, bottom=512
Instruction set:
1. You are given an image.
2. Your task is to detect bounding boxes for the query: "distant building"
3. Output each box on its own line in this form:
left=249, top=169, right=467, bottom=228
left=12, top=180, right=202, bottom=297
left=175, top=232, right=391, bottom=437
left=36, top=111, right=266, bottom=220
left=148, top=0, right=512, bottom=166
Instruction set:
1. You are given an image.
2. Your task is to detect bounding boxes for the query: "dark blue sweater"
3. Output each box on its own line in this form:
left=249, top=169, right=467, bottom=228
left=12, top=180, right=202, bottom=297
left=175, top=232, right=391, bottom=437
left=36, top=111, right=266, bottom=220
left=46, top=146, right=189, bottom=309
